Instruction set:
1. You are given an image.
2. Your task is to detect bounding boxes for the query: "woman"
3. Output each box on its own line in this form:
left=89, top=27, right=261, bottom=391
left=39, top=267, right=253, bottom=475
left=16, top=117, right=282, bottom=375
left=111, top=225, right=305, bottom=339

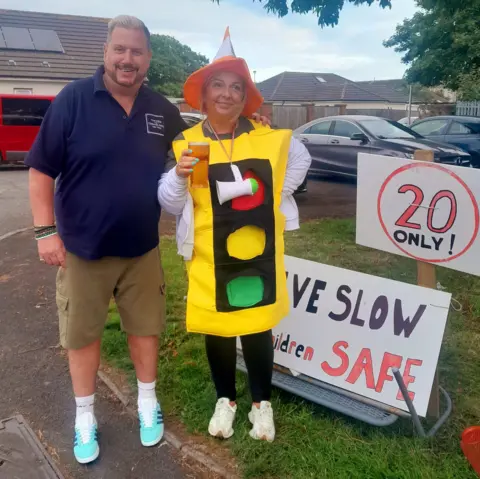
left=158, top=29, right=311, bottom=442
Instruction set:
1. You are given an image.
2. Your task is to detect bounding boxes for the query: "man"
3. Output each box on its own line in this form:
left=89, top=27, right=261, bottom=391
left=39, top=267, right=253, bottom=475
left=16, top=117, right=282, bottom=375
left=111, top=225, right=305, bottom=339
left=26, top=15, right=181, bottom=464
left=26, top=15, right=269, bottom=465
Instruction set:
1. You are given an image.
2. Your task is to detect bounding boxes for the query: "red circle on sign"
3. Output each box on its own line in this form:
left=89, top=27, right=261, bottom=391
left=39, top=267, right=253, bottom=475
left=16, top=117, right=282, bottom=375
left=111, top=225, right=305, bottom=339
left=377, top=162, right=480, bottom=263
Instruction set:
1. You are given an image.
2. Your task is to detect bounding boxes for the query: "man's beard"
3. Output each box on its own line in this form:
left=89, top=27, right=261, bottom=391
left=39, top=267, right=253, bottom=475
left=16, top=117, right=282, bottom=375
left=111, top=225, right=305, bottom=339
left=106, top=63, right=144, bottom=87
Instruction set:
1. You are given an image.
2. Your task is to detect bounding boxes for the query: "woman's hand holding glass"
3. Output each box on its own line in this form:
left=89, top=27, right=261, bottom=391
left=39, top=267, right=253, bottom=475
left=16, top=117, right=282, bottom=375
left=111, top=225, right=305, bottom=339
left=176, top=149, right=198, bottom=178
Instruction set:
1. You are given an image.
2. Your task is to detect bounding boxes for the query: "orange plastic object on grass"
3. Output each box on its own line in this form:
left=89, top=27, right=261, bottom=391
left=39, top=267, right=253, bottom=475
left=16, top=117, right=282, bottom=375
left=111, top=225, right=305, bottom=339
left=461, top=426, right=480, bottom=476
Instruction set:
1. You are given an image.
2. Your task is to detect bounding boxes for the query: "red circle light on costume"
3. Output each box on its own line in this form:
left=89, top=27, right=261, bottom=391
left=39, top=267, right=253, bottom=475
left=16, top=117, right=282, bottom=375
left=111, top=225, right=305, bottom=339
left=232, top=171, right=265, bottom=211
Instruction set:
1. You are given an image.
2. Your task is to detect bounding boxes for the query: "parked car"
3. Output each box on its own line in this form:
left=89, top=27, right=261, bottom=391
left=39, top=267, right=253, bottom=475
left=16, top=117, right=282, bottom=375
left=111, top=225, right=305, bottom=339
left=180, top=111, right=206, bottom=127
left=293, top=115, right=471, bottom=178
left=0, top=93, right=54, bottom=166
left=181, top=112, right=308, bottom=193
left=398, top=116, right=419, bottom=126
left=410, top=116, right=480, bottom=168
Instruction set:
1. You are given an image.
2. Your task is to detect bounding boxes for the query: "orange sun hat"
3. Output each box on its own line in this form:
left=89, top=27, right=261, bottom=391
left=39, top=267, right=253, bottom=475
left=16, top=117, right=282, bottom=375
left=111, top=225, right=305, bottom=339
left=183, top=27, right=264, bottom=117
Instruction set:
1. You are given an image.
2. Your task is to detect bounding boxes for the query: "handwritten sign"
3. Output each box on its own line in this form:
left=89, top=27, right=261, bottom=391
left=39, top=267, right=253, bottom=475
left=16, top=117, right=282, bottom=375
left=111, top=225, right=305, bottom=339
left=238, top=256, right=451, bottom=417
left=356, top=153, right=480, bottom=276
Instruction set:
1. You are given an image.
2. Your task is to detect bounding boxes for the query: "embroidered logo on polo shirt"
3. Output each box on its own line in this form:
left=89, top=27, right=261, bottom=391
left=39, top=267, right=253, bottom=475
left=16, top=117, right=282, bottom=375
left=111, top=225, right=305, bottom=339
left=145, top=114, right=165, bottom=136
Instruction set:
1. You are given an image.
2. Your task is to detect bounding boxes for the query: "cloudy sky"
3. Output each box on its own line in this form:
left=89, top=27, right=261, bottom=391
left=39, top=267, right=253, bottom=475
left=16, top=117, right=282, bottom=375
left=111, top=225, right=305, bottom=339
left=3, top=0, right=418, bottom=82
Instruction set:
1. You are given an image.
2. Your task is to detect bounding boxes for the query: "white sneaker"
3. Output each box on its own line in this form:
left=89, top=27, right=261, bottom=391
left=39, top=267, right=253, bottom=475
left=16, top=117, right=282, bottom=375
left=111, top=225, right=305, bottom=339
left=248, top=401, right=275, bottom=442
left=208, top=398, right=237, bottom=439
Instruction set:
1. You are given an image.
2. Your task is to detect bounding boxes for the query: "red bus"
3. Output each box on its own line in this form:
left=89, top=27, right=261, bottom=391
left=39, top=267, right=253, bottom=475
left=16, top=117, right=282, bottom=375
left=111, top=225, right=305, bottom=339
left=0, top=94, right=55, bottom=166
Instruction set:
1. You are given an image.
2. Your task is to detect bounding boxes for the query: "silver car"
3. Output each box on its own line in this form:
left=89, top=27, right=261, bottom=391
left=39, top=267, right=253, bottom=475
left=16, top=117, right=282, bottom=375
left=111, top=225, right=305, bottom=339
left=293, top=115, right=471, bottom=177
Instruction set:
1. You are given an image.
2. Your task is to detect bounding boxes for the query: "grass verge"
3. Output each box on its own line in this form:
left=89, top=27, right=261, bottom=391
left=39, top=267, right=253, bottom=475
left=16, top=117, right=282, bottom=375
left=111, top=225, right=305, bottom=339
left=102, top=219, right=480, bottom=479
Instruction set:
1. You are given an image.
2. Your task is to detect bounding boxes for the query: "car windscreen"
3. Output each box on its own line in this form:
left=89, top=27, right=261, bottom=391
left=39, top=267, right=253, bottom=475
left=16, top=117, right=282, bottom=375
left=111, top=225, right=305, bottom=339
left=359, top=119, right=421, bottom=140
left=464, top=122, right=480, bottom=133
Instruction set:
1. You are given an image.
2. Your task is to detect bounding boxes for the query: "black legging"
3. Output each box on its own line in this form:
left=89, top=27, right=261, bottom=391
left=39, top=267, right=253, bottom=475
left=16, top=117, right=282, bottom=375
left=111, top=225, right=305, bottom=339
left=205, top=330, right=274, bottom=403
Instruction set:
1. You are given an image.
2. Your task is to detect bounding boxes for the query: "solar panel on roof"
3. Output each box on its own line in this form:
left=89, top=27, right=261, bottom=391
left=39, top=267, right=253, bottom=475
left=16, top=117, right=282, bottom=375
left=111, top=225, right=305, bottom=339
left=30, top=28, right=64, bottom=53
left=2, top=26, right=34, bottom=50
left=0, top=30, right=6, bottom=49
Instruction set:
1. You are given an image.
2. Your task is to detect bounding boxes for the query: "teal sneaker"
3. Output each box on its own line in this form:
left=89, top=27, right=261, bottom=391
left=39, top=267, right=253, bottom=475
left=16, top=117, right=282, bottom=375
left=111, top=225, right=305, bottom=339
left=138, top=399, right=164, bottom=447
left=73, top=412, right=99, bottom=464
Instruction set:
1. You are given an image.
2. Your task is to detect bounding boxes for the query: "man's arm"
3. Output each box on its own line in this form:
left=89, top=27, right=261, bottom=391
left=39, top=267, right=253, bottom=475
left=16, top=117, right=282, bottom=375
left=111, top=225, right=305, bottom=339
left=29, top=169, right=66, bottom=267
left=25, top=87, right=72, bottom=267
left=29, top=169, right=55, bottom=225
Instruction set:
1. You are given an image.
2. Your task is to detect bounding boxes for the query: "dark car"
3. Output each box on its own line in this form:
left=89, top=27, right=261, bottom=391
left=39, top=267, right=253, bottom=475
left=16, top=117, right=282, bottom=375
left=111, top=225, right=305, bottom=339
left=293, top=115, right=471, bottom=178
left=410, top=116, right=480, bottom=168
left=180, top=112, right=206, bottom=127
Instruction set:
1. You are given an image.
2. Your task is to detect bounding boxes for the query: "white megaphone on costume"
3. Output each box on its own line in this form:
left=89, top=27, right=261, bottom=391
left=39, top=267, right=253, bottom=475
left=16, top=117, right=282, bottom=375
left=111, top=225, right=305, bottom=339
left=216, top=164, right=259, bottom=205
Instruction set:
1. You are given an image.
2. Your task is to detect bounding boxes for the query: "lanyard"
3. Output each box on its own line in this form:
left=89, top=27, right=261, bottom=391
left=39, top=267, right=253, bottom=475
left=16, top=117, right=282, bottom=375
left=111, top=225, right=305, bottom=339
left=206, top=119, right=237, bottom=163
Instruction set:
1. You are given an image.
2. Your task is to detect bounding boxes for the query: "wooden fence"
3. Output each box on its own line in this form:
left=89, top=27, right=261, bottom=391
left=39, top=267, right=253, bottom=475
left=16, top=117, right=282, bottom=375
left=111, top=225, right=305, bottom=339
left=456, top=101, right=480, bottom=117
left=272, top=105, right=307, bottom=129
left=271, top=105, right=345, bottom=129
left=271, top=105, right=406, bottom=129
left=177, top=100, right=414, bottom=129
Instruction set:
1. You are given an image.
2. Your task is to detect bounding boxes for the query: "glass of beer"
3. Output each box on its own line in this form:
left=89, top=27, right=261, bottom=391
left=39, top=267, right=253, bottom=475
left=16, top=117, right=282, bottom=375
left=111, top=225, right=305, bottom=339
left=189, top=142, right=210, bottom=188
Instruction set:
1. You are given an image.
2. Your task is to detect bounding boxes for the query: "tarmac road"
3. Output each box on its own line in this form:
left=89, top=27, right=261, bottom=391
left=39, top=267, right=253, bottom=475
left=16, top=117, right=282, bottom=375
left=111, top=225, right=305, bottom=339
left=0, top=168, right=31, bottom=237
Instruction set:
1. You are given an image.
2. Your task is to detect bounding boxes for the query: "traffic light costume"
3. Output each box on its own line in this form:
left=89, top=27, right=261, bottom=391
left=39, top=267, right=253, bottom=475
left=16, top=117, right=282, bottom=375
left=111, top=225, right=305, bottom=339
left=172, top=120, right=292, bottom=336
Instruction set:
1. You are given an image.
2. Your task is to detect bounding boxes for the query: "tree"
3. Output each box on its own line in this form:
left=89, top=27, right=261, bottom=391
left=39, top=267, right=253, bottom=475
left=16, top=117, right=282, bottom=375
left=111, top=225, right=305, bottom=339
left=457, top=68, right=480, bottom=101
left=213, top=0, right=392, bottom=27
left=148, top=35, right=209, bottom=97
left=384, top=1, right=480, bottom=98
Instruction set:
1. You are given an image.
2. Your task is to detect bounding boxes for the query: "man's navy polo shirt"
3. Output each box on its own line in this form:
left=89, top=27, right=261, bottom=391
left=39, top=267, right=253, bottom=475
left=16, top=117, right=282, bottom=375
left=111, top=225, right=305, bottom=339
left=26, top=66, right=187, bottom=260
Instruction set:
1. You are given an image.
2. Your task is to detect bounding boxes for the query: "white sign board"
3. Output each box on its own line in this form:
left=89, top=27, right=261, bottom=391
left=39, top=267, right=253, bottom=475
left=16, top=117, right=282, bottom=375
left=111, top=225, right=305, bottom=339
left=239, top=256, right=451, bottom=417
left=356, top=153, right=480, bottom=276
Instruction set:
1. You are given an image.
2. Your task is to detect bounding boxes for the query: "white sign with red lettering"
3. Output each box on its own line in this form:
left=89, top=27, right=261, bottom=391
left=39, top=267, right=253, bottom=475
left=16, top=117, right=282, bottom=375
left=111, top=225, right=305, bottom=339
left=356, top=153, right=480, bottom=276
left=239, top=256, right=451, bottom=417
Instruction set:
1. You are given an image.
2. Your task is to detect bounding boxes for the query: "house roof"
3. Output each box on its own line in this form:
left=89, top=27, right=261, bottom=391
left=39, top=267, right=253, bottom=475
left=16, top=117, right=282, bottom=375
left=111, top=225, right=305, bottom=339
left=358, top=79, right=453, bottom=104
left=258, top=72, right=389, bottom=103
left=0, top=9, right=108, bottom=81
left=355, top=80, right=413, bottom=103
left=257, top=72, right=431, bottom=104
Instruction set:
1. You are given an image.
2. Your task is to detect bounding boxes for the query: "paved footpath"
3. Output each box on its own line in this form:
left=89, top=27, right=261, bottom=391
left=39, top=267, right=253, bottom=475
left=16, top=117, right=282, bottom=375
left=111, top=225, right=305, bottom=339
left=0, top=230, right=189, bottom=479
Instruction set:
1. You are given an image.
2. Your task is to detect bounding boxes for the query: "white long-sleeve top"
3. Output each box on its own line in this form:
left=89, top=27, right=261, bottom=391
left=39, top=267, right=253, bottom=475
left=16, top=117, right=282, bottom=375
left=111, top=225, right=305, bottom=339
left=157, top=136, right=312, bottom=260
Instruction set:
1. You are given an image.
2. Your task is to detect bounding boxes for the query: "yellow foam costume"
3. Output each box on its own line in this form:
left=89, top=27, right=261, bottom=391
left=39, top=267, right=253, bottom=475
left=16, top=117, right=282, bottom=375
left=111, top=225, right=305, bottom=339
left=172, top=120, right=292, bottom=337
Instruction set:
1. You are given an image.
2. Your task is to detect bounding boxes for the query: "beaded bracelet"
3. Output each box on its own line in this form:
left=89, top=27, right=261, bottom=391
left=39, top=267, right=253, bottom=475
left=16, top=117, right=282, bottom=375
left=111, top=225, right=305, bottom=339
left=34, top=224, right=55, bottom=231
left=36, top=231, right=58, bottom=241
left=35, top=225, right=56, bottom=232
left=35, top=225, right=57, bottom=241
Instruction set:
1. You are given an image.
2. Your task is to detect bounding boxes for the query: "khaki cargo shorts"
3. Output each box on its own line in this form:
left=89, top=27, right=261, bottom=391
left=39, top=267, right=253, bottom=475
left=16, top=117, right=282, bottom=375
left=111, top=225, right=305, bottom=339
left=56, top=247, right=166, bottom=350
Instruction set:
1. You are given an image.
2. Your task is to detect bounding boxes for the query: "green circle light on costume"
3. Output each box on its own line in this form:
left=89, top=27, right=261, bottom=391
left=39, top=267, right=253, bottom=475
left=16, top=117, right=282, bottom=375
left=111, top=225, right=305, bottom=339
left=249, top=178, right=259, bottom=194
left=227, top=276, right=264, bottom=308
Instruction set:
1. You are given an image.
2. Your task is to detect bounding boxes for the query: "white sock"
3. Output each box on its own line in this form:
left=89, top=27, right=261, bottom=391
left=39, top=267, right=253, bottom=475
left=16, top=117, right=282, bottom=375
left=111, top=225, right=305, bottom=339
left=137, top=380, right=157, bottom=403
left=75, top=394, right=95, bottom=423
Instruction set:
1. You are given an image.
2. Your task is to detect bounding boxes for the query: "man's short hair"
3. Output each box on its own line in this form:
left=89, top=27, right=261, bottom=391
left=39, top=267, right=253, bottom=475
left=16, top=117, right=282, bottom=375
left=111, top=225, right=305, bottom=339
left=107, top=15, right=151, bottom=51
